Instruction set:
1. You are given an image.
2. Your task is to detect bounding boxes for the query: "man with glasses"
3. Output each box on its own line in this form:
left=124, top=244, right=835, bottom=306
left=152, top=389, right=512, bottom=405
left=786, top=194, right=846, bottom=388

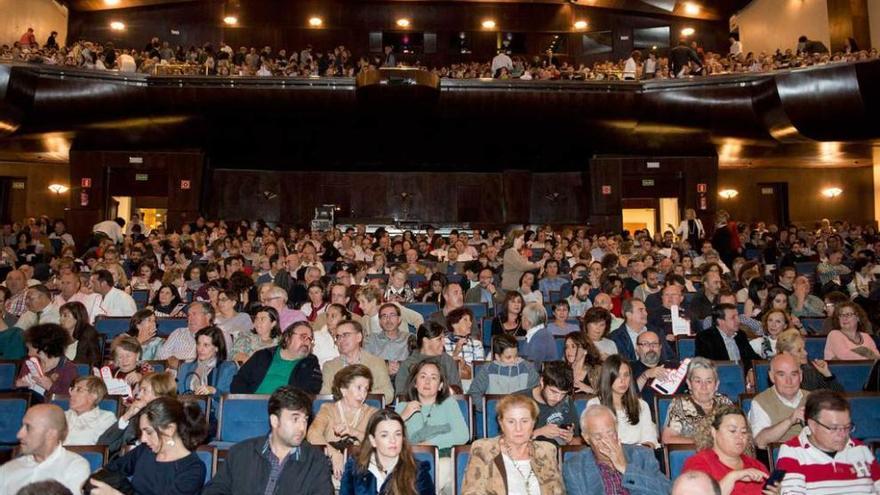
left=319, top=319, right=394, bottom=403
left=632, top=331, right=680, bottom=406
left=465, top=266, right=504, bottom=306
left=776, top=389, right=880, bottom=494
left=260, top=285, right=306, bottom=331
left=749, top=353, right=808, bottom=448
left=157, top=301, right=214, bottom=369
left=364, top=303, right=412, bottom=378
left=231, top=321, right=322, bottom=394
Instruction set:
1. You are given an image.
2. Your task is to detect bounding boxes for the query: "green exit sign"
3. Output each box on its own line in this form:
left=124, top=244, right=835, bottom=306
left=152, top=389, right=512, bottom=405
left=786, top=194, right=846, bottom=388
left=135, top=174, right=148, bottom=181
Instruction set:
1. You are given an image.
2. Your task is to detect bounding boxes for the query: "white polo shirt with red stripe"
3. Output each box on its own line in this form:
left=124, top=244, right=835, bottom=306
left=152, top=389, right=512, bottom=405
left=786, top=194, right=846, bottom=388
left=776, top=426, right=880, bottom=495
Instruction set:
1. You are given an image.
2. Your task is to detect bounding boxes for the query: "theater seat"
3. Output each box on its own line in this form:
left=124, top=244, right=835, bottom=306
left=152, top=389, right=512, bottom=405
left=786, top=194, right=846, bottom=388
left=555, top=337, right=565, bottom=357
left=828, top=360, right=873, bottom=392
left=145, top=360, right=168, bottom=373
left=0, top=392, right=30, bottom=445
left=454, top=444, right=470, bottom=495
left=404, top=303, right=439, bottom=320
left=560, top=444, right=588, bottom=464
left=215, top=394, right=270, bottom=447
left=48, top=393, right=121, bottom=416
left=75, top=363, right=91, bottom=377
left=654, top=395, right=677, bottom=431
left=665, top=445, right=696, bottom=478
left=739, top=393, right=756, bottom=416
left=715, top=361, right=745, bottom=399
left=156, top=318, right=188, bottom=337
left=573, top=393, right=592, bottom=420
left=411, top=445, right=439, bottom=493
left=195, top=445, right=216, bottom=483
left=67, top=445, right=108, bottom=472
left=94, top=317, right=131, bottom=339
left=132, top=290, right=150, bottom=310
left=481, top=318, right=493, bottom=347
left=464, top=303, right=488, bottom=323
left=483, top=395, right=504, bottom=438
left=453, top=394, right=473, bottom=441
left=848, top=392, right=880, bottom=442
left=767, top=442, right=783, bottom=468
left=676, top=338, right=695, bottom=359
left=311, top=394, right=384, bottom=416
left=804, top=337, right=826, bottom=360
left=0, top=361, right=19, bottom=390
left=754, top=360, right=771, bottom=392
left=801, top=320, right=826, bottom=335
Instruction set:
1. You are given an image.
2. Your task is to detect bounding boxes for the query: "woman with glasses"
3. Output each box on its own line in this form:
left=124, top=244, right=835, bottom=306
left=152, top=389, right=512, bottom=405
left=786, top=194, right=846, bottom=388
left=215, top=287, right=253, bottom=351
left=661, top=357, right=735, bottom=445
left=63, top=375, right=117, bottom=445
left=824, top=301, right=879, bottom=360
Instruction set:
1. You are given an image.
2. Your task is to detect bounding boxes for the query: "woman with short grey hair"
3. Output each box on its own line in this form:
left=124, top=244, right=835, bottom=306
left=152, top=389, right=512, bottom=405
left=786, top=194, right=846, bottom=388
left=661, top=357, right=735, bottom=446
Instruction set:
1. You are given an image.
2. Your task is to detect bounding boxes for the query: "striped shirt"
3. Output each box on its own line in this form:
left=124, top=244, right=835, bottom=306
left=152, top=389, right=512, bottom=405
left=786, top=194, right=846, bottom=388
left=777, top=427, right=880, bottom=495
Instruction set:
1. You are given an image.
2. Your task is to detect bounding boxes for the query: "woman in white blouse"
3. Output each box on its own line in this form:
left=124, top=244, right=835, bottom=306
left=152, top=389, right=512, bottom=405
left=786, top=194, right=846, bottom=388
left=585, top=354, right=658, bottom=448
left=518, top=272, right=543, bottom=306
left=63, top=375, right=117, bottom=446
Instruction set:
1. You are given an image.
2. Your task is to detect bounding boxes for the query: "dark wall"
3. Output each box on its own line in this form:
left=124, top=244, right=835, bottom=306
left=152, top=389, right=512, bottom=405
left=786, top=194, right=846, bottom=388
left=67, top=0, right=728, bottom=66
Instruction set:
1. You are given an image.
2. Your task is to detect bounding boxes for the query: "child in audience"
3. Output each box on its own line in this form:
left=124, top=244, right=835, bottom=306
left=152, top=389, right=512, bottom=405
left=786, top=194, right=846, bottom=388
left=468, top=334, right=539, bottom=413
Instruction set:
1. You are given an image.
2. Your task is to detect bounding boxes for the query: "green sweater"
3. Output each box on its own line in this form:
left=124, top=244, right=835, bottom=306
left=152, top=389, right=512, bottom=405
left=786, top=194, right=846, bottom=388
left=395, top=396, right=469, bottom=452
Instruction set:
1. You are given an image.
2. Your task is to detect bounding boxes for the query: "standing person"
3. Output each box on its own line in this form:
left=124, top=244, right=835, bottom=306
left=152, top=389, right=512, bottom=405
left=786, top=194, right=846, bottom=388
left=623, top=50, right=641, bottom=80
left=676, top=208, right=705, bottom=243
left=501, top=232, right=546, bottom=292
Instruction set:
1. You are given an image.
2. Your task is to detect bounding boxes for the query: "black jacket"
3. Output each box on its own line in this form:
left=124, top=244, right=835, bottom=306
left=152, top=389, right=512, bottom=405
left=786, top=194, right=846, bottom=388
left=202, top=436, right=332, bottom=495
left=230, top=347, right=322, bottom=394
left=694, top=326, right=761, bottom=371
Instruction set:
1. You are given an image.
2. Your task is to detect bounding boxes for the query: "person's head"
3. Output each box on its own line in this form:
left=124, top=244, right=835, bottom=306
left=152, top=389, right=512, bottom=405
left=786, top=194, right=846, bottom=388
left=671, top=470, right=722, bottom=495
left=712, top=303, right=739, bottom=336
left=415, top=321, right=445, bottom=356
left=332, top=363, right=373, bottom=406
left=778, top=266, right=796, bottom=287
left=405, top=358, right=448, bottom=403
left=195, top=325, right=227, bottom=362
left=58, top=272, right=81, bottom=299
left=356, top=285, right=383, bottom=315
left=492, top=334, right=520, bottom=364
left=268, top=386, right=312, bottom=449
left=138, top=372, right=177, bottom=403
left=378, top=303, right=401, bottom=334
left=702, top=271, right=721, bottom=296
left=761, top=308, right=790, bottom=338
left=356, top=410, right=419, bottom=492
left=581, top=404, right=620, bottom=456
left=334, top=319, right=364, bottom=356
left=58, top=301, right=90, bottom=340
left=776, top=328, right=807, bottom=364
left=111, top=334, right=142, bottom=372
left=501, top=291, right=524, bottom=321
left=552, top=299, right=571, bottom=322
left=139, top=397, right=208, bottom=453
left=5, top=269, right=25, bottom=294
left=623, top=298, right=648, bottom=328
left=262, top=285, right=289, bottom=312
left=597, top=355, right=640, bottom=425
left=769, top=353, right=802, bottom=400
left=17, top=404, right=67, bottom=459
left=187, top=301, right=214, bottom=332
left=497, top=394, right=539, bottom=447
left=804, top=390, right=853, bottom=453
left=128, top=309, right=157, bottom=339
left=279, top=321, right=314, bottom=359
left=703, top=405, right=751, bottom=462
left=582, top=307, right=611, bottom=342
left=14, top=480, right=74, bottom=495
left=68, top=375, right=107, bottom=414
left=538, top=361, right=573, bottom=407
left=446, top=306, right=473, bottom=337
left=521, top=302, right=547, bottom=330
left=661, top=283, right=684, bottom=309
left=442, top=282, right=463, bottom=310
left=25, top=285, right=52, bottom=313
left=685, top=357, right=719, bottom=405
left=89, top=269, right=115, bottom=296
left=831, top=301, right=869, bottom=333
left=635, top=330, right=662, bottom=366
left=565, top=331, right=602, bottom=368
left=24, top=323, right=70, bottom=362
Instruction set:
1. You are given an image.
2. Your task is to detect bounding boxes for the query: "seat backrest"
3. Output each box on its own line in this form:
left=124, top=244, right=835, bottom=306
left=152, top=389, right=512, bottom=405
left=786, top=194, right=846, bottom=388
left=573, top=393, right=593, bottom=421
left=715, top=361, right=746, bottom=399
left=94, top=317, right=131, bottom=339
left=554, top=337, right=565, bottom=357
left=665, top=445, right=696, bottom=478
left=654, top=395, right=677, bottom=431
left=75, top=363, right=91, bottom=377
left=156, top=318, right=188, bottom=337
left=67, top=445, right=108, bottom=473
left=454, top=395, right=473, bottom=441
left=454, top=445, right=471, bottom=495
left=404, top=303, right=438, bottom=320
left=803, top=337, right=826, bottom=360
left=754, top=360, right=771, bottom=392
left=828, top=360, right=873, bottom=392
left=483, top=395, right=504, bottom=438
left=767, top=441, right=783, bottom=469
left=739, top=393, right=756, bottom=415
left=0, top=392, right=30, bottom=444
left=145, top=360, right=167, bottom=373
left=365, top=394, right=385, bottom=411
left=801, top=319, right=826, bottom=335
left=217, top=394, right=270, bottom=443
left=676, top=338, right=695, bottom=359
left=49, top=394, right=120, bottom=416
left=0, top=361, right=19, bottom=391
left=311, top=394, right=334, bottom=417
left=560, top=444, right=588, bottom=465
left=847, top=392, right=880, bottom=441
left=195, top=445, right=216, bottom=483
left=464, top=303, right=488, bottom=322
left=132, top=289, right=150, bottom=310
left=411, top=445, right=439, bottom=493
left=481, top=318, right=493, bottom=347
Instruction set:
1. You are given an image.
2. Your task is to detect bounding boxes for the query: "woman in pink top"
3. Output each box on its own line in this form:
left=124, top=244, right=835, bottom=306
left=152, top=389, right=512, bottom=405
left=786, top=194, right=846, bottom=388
left=824, top=301, right=879, bottom=360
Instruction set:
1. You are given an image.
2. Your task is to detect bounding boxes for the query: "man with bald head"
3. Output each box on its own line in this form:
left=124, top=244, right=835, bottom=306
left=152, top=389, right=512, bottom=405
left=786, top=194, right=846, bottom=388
left=564, top=404, right=670, bottom=495
left=5, top=270, right=29, bottom=317
left=593, top=292, right=624, bottom=331
left=749, top=353, right=809, bottom=448
left=53, top=272, right=102, bottom=324
left=0, top=404, right=90, bottom=495
left=672, top=470, right=722, bottom=495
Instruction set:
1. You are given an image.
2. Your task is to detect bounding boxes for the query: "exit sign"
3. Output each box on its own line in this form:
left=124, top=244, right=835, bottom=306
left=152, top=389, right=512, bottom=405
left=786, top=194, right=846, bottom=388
left=135, top=174, right=149, bottom=181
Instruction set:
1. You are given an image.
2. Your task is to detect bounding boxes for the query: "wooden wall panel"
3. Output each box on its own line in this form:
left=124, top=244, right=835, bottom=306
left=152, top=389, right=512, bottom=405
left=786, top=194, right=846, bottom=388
left=0, top=161, right=69, bottom=224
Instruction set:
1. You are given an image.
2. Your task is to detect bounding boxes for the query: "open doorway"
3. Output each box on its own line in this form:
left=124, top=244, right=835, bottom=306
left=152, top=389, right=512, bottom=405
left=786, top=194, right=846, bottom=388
left=110, top=196, right=168, bottom=232
left=622, top=208, right=656, bottom=236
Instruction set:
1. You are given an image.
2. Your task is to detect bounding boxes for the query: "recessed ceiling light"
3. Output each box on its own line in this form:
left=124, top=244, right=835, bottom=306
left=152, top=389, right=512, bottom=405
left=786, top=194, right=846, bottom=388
left=104, top=0, right=120, bottom=5
left=396, top=18, right=410, bottom=28
left=684, top=2, right=701, bottom=15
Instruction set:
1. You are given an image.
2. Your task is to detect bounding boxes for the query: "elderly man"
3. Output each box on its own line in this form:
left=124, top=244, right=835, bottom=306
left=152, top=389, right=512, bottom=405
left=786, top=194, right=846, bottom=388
left=671, top=471, right=722, bottom=495
left=789, top=275, right=826, bottom=317
left=0, top=404, right=90, bottom=495
left=289, top=266, right=322, bottom=308
left=320, top=319, right=394, bottom=403
left=261, top=285, right=307, bottom=330
left=593, top=292, right=624, bottom=331
left=356, top=286, right=422, bottom=336
left=16, top=286, right=60, bottom=330
left=749, top=353, right=809, bottom=448
left=53, top=273, right=102, bottom=324
left=648, top=283, right=700, bottom=340
left=364, top=303, right=411, bottom=376
left=89, top=269, right=137, bottom=317
left=156, top=301, right=214, bottom=369
left=564, top=404, right=670, bottom=495
left=231, top=321, right=322, bottom=394
left=777, top=390, right=880, bottom=494
left=519, top=302, right=558, bottom=364
left=609, top=299, right=673, bottom=362
left=632, top=330, right=679, bottom=405
left=5, top=269, right=29, bottom=317
left=465, top=266, right=504, bottom=306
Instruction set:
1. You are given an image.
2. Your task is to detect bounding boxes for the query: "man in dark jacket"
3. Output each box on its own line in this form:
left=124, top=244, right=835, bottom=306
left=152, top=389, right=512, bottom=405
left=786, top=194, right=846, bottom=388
left=202, top=386, right=332, bottom=494
left=695, top=303, right=761, bottom=373
left=230, top=321, right=322, bottom=394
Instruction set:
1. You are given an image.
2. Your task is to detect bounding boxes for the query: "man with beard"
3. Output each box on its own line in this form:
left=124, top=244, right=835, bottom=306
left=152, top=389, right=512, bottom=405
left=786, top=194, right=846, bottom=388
left=633, top=267, right=662, bottom=303
left=230, top=321, right=322, bottom=394
left=631, top=331, right=680, bottom=408
left=565, top=278, right=593, bottom=318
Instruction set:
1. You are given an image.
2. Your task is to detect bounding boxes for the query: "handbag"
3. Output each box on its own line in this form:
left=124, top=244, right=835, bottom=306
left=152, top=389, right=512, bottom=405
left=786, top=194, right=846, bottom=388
left=84, top=468, right=136, bottom=495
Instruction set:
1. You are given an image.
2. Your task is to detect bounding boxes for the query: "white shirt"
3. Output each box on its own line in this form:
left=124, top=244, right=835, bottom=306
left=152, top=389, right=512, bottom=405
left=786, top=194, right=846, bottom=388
left=313, top=326, right=339, bottom=368
left=54, top=292, right=103, bottom=324
left=585, top=397, right=658, bottom=446
left=0, top=444, right=90, bottom=495
left=525, top=324, right=545, bottom=343
left=16, top=304, right=60, bottom=330
left=118, top=53, right=136, bottom=73
left=93, top=220, right=124, bottom=244
left=502, top=454, right=540, bottom=495
left=490, top=53, right=513, bottom=75
left=63, top=408, right=117, bottom=446
left=99, top=287, right=137, bottom=317
left=748, top=388, right=804, bottom=438
left=623, top=57, right=638, bottom=79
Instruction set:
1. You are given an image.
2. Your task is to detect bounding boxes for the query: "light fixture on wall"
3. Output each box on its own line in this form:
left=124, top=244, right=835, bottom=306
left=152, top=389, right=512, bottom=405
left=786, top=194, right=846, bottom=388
left=574, top=20, right=588, bottom=30
left=822, top=187, right=843, bottom=198
left=683, top=2, right=701, bottom=15
left=396, top=18, right=411, bottom=28
left=308, top=17, right=323, bottom=27
left=718, top=189, right=738, bottom=199
left=110, top=21, right=126, bottom=31
left=482, top=19, right=497, bottom=30
left=48, top=184, right=69, bottom=194
left=681, top=27, right=695, bottom=37
left=223, top=16, right=238, bottom=25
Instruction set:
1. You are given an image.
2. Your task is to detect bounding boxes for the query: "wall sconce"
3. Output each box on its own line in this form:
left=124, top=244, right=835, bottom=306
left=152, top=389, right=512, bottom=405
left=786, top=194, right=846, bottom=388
left=718, top=189, right=738, bottom=199
left=822, top=187, right=843, bottom=198
left=110, top=21, right=126, bottom=31
left=223, top=16, right=238, bottom=25
left=481, top=19, right=497, bottom=30
left=308, top=17, right=323, bottom=27
left=48, top=184, right=69, bottom=194
left=681, top=27, right=695, bottom=37
left=396, top=18, right=411, bottom=28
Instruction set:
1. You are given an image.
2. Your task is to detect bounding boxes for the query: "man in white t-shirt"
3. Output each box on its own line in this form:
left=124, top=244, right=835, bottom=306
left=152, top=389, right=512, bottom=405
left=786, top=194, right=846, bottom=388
left=90, top=269, right=137, bottom=317
left=490, top=50, right=513, bottom=78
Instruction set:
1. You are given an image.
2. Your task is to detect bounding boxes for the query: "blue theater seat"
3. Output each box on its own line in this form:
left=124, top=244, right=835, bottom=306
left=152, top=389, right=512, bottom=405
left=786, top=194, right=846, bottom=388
left=411, top=445, right=439, bottom=493
left=715, top=361, right=745, bottom=399
left=454, top=394, right=473, bottom=441
left=454, top=445, right=470, bottom=495
left=573, top=393, right=591, bottom=420
left=828, top=361, right=873, bottom=392
left=483, top=395, right=504, bottom=438
left=156, top=318, right=188, bottom=337
left=195, top=445, right=216, bottom=483
left=739, top=393, right=755, bottom=415
left=132, top=289, right=150, bottom=310
left=654, top=395, right=677, bottom=431
left=676, top=338, right=695, bottom=359
left=0, top=392, right=30, bottom=445
left=481, top=318, right=493, bottom=347
left=74, top=363, right=91, bottom=377
left=560, top=444, right=588, bottom=464
left=804, top=337, right=826, bottom=360
left=67, top=445, right=108, bottom=472
left=665, top=445, right=697, bottom=478
left=801, top=319, right=826, bottom=335
left=94, top=317, right=131, bottom=339
left=465, top=303, right=488, bottom=323
left=216, top=394, right=270, bottom=446
left=404, top=303, right=439, bottom=320
left=848, top=392, right=880, bottom=442
left=49, top=394, right=121, bottom=416
left=0, top=361, right=19, bottom=390
left=754, top=360, right=771, bottom=392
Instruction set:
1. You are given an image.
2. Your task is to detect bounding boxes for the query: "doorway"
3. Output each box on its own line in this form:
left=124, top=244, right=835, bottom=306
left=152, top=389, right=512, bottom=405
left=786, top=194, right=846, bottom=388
left=110, top=196, right=168, bottom=232
left=622, top=208, right=656, bottom=236
left=756, top=183, right=789, bottom=226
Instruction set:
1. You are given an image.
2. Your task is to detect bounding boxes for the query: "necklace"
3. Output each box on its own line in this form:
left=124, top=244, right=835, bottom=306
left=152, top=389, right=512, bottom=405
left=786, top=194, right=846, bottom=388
left=337, top=401, right=363, bottom=429
left=503, top=439, right=535, bottom=493
left=421, top=402, right=435, bottom=420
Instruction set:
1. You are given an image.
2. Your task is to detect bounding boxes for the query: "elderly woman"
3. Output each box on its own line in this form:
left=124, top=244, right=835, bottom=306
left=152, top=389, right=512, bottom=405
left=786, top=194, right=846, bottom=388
left=682, top=406, right=770, bottom=495
left=127, top=309, right=164, bottom=361
left=661, top=357, right=735, bottom=445
left=59, top=301, right=101, bottom=368
left=307, top=364, right=380, bottom=481
left=15, top=323, right=77, bottom=397
left=824, top=301, right=880, bottom=360
left=444, top=307, right=485, bottom=382
left=109, top=335, right=149, bottom=389
left=177, top=326, right=237, bottom=415
left=461, top=394, right=564, bottom=495
left=231, top=305, right=280, bottom=364
left=63, top=375, right=117, bottom=445
left=776, top=329, right=843, bottom=391
left=339, top=409, right=434, bottom=495
left=98, top=372, right=177, bottom=459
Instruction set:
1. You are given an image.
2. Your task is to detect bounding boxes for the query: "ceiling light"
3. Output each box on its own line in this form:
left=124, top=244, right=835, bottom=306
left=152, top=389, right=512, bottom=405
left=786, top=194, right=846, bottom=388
left=396, top=18, right=410, bottom=28
left=110, top=21, right=126, bottom=31
left=718, top=189, right=738, bottom=199
left=482, top=19, right=496, bottom=29
left=48, top=184, right=69, bottom=194
left=822, top=187, right=843, bottom=198
left=684, top=2, right=701, bottom=15
left=574, top=20, right=588, bottom=30
left=681, top=27, right=695, bottom=36
left=223, top=16, right=238, bottom=25
left=104, top=0, right=120, bottom=5
left=308, top=17, right=323, bottom=27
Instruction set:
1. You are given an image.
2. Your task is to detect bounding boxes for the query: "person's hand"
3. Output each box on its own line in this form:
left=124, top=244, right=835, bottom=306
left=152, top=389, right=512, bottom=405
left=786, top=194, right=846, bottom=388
left=14, top=376, right=29, bottom=388
left=594, top=437, right=627, bottom=473
left=485, top=283, right=497, bottom=295
left=453, top=338, right=466, bottom=357
left=124, top=372, right=142, bottom=386
left=574, top=382, right=594, bottom=394
left=852, top=346, right=880, bottom=359
left=122, top=399, right=144, bottom=421
left=234, top=352, right=249, bottom=364
left=331, top=452, right=344, bottom=480
left=762, top=481, right=781, bottom=495
left=195, top=385, right=216, bottom=395
left=33, top=374, right=54, bottom=390
left=333, top=422, right=350, bottom=438
left=810, top=359, right=832, bottom=377
left=724, top=468, right=768, bottom=485
left=137, top=326, right=156, bottom=344
left=557, top=424, right=575, bottom=444
left=388, top=360, right=400, bottom=375
left=89, top=479, right=124, bottom=495
left=401, top=401, right=421, bottom=420
left=789, top=406, right=805, bottom=425
left=533, top=423, right=564, bottom=440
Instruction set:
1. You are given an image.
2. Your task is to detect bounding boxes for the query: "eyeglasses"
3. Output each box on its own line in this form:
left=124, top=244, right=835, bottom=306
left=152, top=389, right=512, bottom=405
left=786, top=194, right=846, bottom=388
left=292, top=333, right=314, bottom=342
left=335, top=332, right=358, bottom=340
left=637, top=342, right=661, bottom=348
left=838, top=312, right=857, bottom=318
left=811, top=418, right=855, bottom=434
